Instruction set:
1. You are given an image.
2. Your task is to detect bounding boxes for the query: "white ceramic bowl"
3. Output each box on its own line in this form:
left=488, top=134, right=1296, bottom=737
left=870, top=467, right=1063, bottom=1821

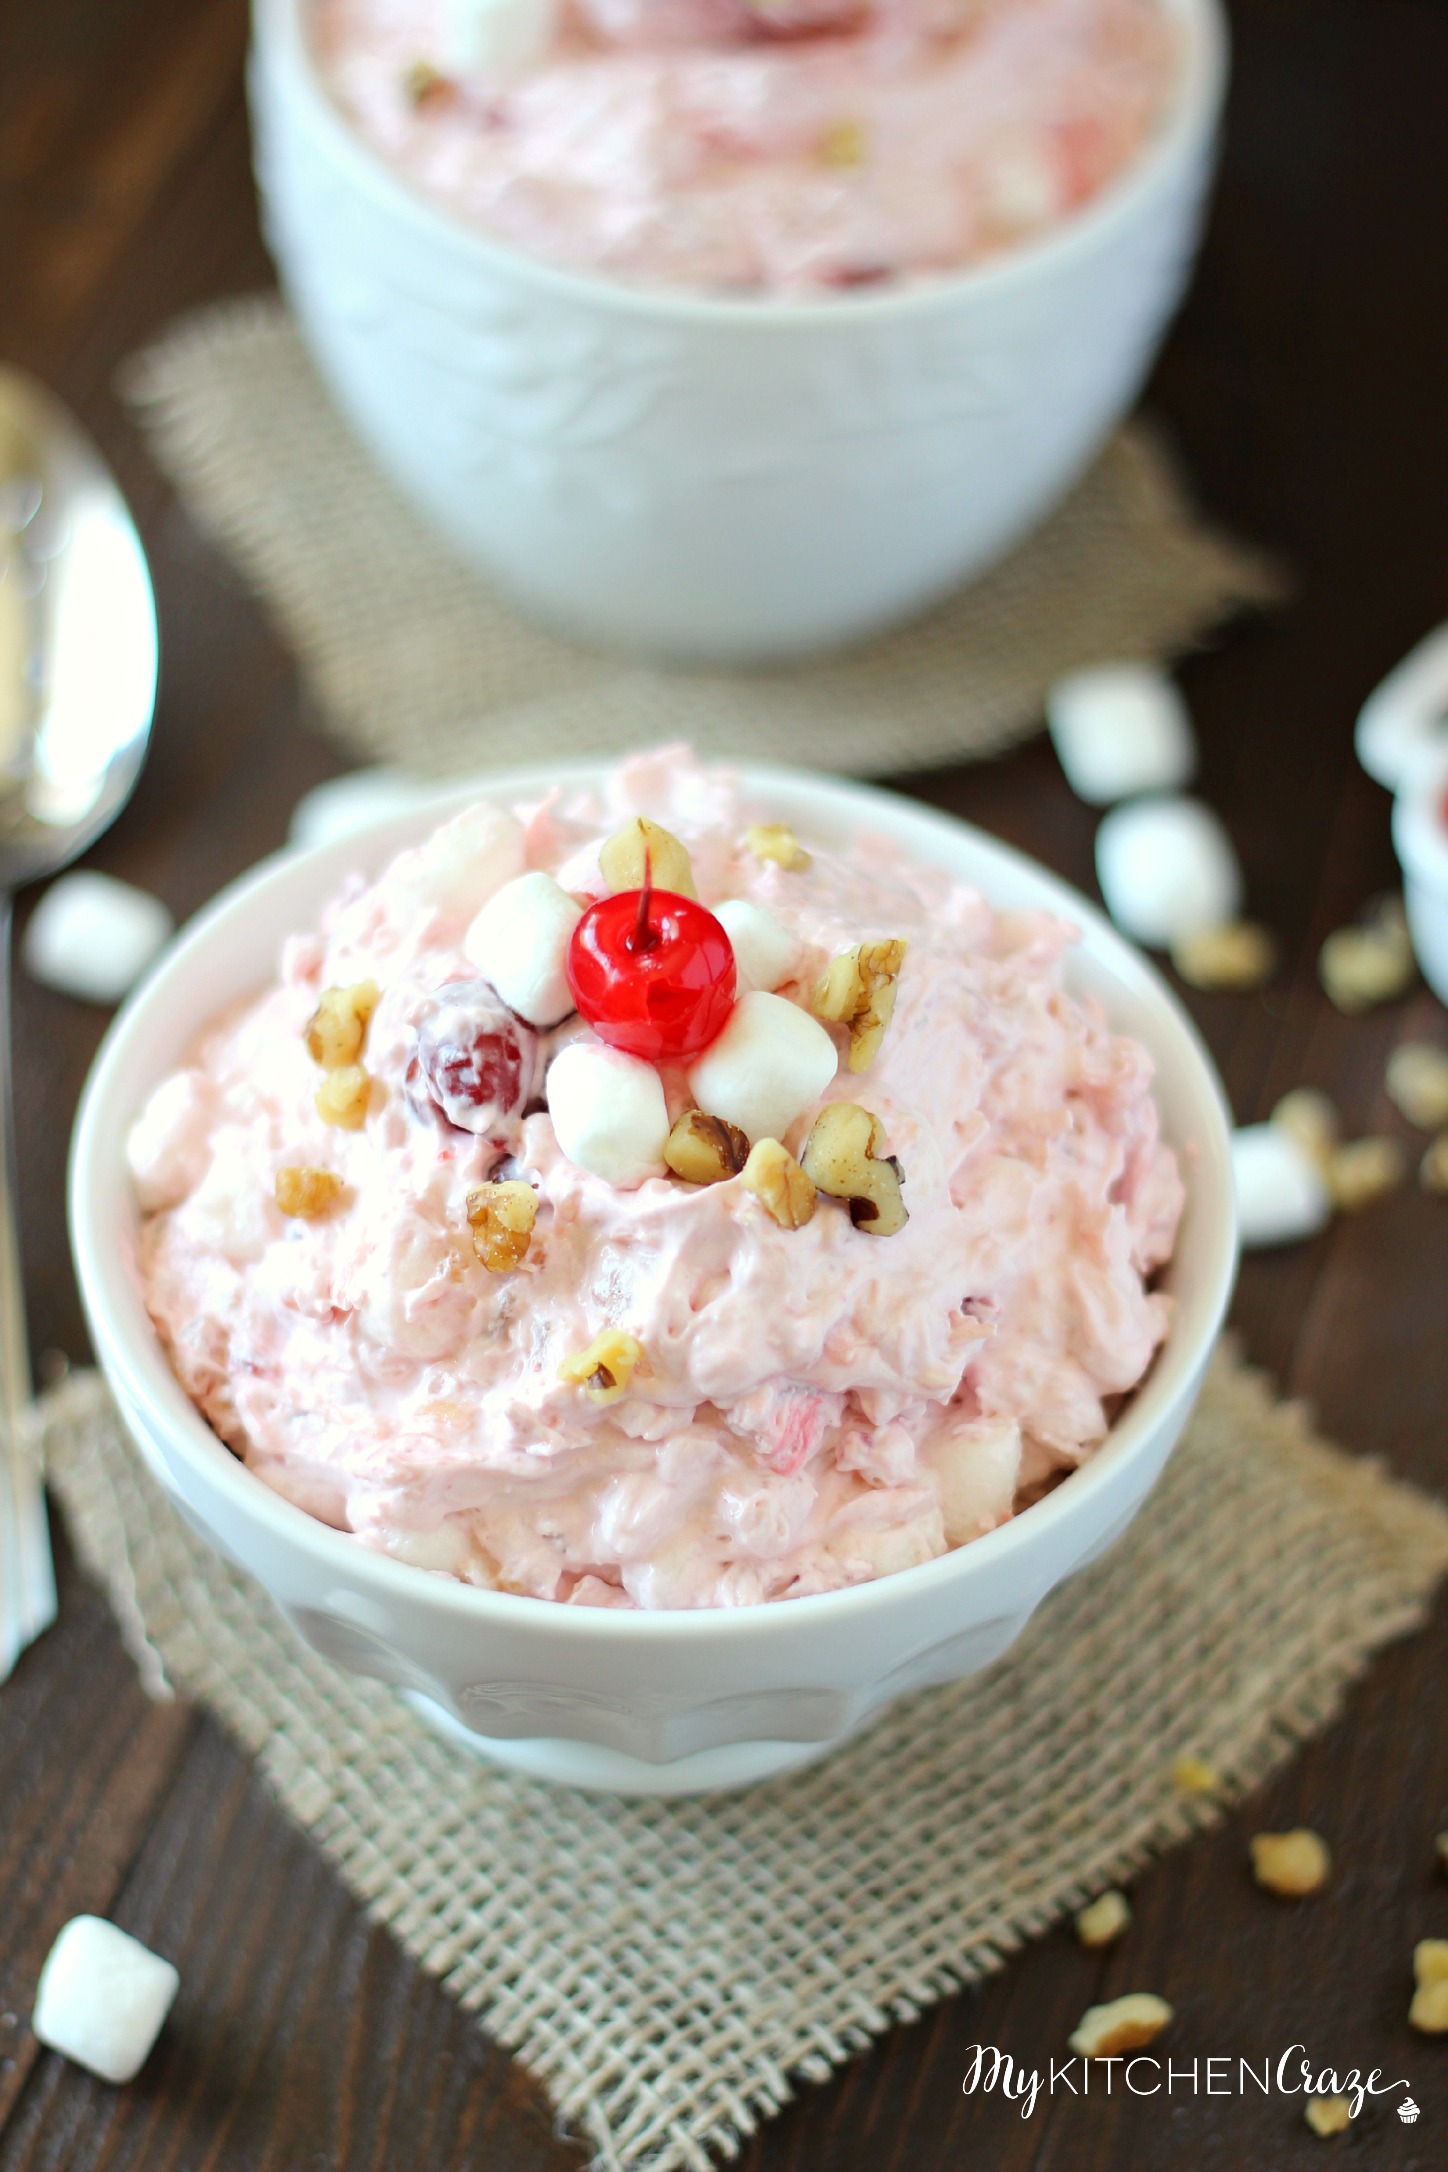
left=1393, top=750, right=1448, bottom=1008
left=70, top=764, right=1237, bottom=1796
left=249, top=0, right=1228, bottom=663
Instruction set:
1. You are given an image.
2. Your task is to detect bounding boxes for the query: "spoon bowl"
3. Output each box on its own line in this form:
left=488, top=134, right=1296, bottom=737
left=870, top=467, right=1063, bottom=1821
left=0, top=366, right=158, bottom=1678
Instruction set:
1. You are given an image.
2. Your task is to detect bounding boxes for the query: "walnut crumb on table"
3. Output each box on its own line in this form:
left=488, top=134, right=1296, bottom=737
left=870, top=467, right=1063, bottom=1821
left=1169, top=1753, right=1222, bottom=1795
left=1069, top=1993, right=1173, bottom=2058
left=1305, top=2094, right=1352, bottom=2137
left=1075, top=1890, right=1132, bottom=1948
left=1249, top=1829, right=1331, bottom=1897
left=1410, top=1939, right=1448, bottom=2033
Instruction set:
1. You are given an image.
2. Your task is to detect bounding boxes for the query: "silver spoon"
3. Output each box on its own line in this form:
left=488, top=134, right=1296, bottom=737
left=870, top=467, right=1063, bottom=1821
left=0, top=367, right=157, bottom=1681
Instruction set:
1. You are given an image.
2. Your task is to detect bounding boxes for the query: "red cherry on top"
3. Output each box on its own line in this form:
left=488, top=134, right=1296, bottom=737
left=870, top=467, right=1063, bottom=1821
left=567, top=885, right=736, bottom=1063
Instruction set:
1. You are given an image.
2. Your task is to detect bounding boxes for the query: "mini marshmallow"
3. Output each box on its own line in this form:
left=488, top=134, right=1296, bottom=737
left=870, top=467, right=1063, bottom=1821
left=1047, top=663, right=1197, bottom=806
left=1231, top=1124, right=1331, bottom=1249
left=381, top=802, right=527, bottom=926
left=289, top=767, right=429, bottom=850
left=465, top=870, right=583, bottom=1027
left=443, top=0, right=559, bottom=78
left=713, top=899, right=802, bottom=993
left=1355, top=622, right=1448, bottom=790
left=547, top=1040, right=669, bottom=1187
left=22, top=873, right=173, bottom=1005
left=687, top=990, right=838, bottom=1145
left=1095, top=795, right=1243, bottom=948
left=33, top=1916, right=179, bottom=2085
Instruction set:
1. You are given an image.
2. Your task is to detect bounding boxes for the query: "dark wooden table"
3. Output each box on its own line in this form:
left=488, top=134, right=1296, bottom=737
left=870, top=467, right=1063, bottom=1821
left=3, top=0, right=1447, bottom=2163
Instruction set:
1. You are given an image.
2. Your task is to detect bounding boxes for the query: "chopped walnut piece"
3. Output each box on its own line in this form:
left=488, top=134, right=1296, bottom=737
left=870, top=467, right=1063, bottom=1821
left=274, top=1166, right=344, bottom=1219
left=1319, top=896, right=1415, bottom=1013
left=402, top=58, right=454, bottom=107
left=1421, top=1134, right=1448, bottom=1195
left=1305, top=2096, right=1352, bottom=2137
left=1170, top=1753, right=1222, bottom=1795
left=1325, top=1136, right=1406, bottom=1211
left=1075, top=1890, right=1131, bottom=1949
left=1270, top=1089, right=1340, bottom=1169
left=599, top=817, right=697, bottom=900
left=745, top=823, right=811, bottom=873
left=740, top=1138, right=817, bottom=1229
left=305, top=980, right=380, bottom=1070
left=1411, top=1982, right=1448, bottom=2034
left=812, top=938, right=907, bottom=1071
left=465, top=1179, right=538, bottom=1272
left=558, top=1328, right=643, bottom=1405
left=665, top=1109, right=750, bottom=1185
left=1171, top=920, right=1278, bottom=991
left=315, top=1064, right=372, bottom=1131
left=1410, top=1942, right=1448, bottom=2033
left=818, top=117, right=868, bottom=167
left=801, top=1101, right=907, bottom=1235
left=1069, top=1993, right=1173, bottom=2059
left=1416, top=1937, right=1448, bottom=1984
left=1386, top=1042, right=1448, bottom=1130
left=1250, top=1828, right=1331, bottom=1897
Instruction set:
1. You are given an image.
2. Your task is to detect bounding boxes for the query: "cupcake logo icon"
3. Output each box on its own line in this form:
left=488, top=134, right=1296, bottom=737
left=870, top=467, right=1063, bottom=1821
left=1398, top=2095, right=1420, bottom=2124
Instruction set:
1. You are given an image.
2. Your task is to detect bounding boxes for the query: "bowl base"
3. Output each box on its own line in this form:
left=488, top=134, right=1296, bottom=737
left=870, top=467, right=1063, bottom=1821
left=407, top=1693, right=843, bottom=1797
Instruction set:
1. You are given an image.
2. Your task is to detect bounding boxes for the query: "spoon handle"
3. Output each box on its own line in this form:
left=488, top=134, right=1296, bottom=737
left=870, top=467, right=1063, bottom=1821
left=0, top=893, right=55, bottom=1680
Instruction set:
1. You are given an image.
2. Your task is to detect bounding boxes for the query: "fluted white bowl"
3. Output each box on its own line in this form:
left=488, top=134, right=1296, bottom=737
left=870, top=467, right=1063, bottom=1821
left=249, top=0, right=1228, bottom=662
left=70, top=764, right=1236, bottom=1795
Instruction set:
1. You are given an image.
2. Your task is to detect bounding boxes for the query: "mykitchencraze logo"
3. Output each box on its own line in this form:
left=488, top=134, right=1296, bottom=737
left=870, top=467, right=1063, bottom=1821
left=962, top=2044, right=1414, bottom=2121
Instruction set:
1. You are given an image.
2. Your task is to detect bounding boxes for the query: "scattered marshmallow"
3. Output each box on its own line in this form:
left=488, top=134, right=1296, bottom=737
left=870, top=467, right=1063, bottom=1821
left=713, top=899, right=802, bottom=993
left=1355, top=621, right=1448, bottom=790
left=381, top=801, right=527, bottom=925
left=22, top=873, right=173, bottom=1005
left=465, top=870, right=582, bottom=1027
left=546, top=1040, right=669, bottom=1188
left=1231, top=1123, right=1331, bottom=1249
left=32, top=1916, right=179, bottom=2084
left=1046, top=664, right=1196, bottom=806
left=687, top=990, right=838, bottom=1145
left=442, top=0, right=559, bottom=78
left=288, top=767, right=430, bottom=850
left=1095, top=795, right=1243, bottom=949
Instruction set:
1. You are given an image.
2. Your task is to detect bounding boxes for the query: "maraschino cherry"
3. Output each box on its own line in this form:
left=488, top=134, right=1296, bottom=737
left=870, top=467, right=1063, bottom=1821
left=567, top=873, right=736, bottom=1063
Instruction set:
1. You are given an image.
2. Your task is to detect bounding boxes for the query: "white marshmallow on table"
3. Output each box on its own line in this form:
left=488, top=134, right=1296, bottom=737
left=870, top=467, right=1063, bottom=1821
left=442, top=0, right=560, bottom=78
left=1231, top=1124, right=1331, bottom=1249
left=1095, top=794, right=1243, bottom=949
left=713, top=899, right=802, bottom=993
left=547, top=1040, right=669, bottom=1187
left=288, top=767, right=431, bottom=851
left=22, top=873, right=173, bottom=1005
left=1355, top=622, right=1448, bottom=789
left=686, top=990, right=838, bottom=1145
left=1046, top=663, right=1197, bottom=806
left=465, top=870, right=583, bottom=1027
left=32, top=1916, right=179, bottom=2085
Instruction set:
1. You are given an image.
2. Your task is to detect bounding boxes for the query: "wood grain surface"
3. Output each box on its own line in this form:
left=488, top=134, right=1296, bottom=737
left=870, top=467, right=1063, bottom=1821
left=2, top=0, right=1447, bottom=2164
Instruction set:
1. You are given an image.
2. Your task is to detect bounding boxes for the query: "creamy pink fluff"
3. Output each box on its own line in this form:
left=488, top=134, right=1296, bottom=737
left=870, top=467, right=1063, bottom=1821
left=130, top=749, right=1183, bottom=1609
left=313, top=0, right=1178, bottom=293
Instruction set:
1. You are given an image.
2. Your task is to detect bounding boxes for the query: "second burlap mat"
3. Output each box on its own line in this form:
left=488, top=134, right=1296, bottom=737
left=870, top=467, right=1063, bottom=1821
left=41, top=1346, right=1448, bottom=2172
left=123, top=297, right=1284, bottom=780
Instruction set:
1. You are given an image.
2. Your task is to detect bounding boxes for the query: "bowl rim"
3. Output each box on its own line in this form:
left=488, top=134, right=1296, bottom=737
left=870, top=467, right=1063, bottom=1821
left=70, top=757, right=1238, bottom=1643
left=256, top=0, right=1229, bottom=330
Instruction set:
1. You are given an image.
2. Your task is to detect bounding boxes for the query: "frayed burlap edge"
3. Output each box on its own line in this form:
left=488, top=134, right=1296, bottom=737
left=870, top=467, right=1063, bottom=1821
left=38, top=1344, right=1448, bottom=2172
left=121, top=295, right=1286, bottom=782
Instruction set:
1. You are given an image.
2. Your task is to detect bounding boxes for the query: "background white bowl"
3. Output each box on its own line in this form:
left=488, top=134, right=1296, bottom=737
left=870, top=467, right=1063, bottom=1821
left=70, top=764, right=1236, bottom=1795
left=249, top=0, right=1228, bottom=663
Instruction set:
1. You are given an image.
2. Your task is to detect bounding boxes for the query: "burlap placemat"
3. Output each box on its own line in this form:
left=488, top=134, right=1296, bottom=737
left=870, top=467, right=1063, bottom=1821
left=122, top=297, right=1284, bottom=780
left=38, top=1346, right=1448, bottom=2171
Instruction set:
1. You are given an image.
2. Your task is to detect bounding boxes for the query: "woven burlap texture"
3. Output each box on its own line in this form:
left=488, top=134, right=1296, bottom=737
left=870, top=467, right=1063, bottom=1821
left=40, top=1346, right=1448, bottom=2172
left=122, top=297, right=1284, bottom=781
